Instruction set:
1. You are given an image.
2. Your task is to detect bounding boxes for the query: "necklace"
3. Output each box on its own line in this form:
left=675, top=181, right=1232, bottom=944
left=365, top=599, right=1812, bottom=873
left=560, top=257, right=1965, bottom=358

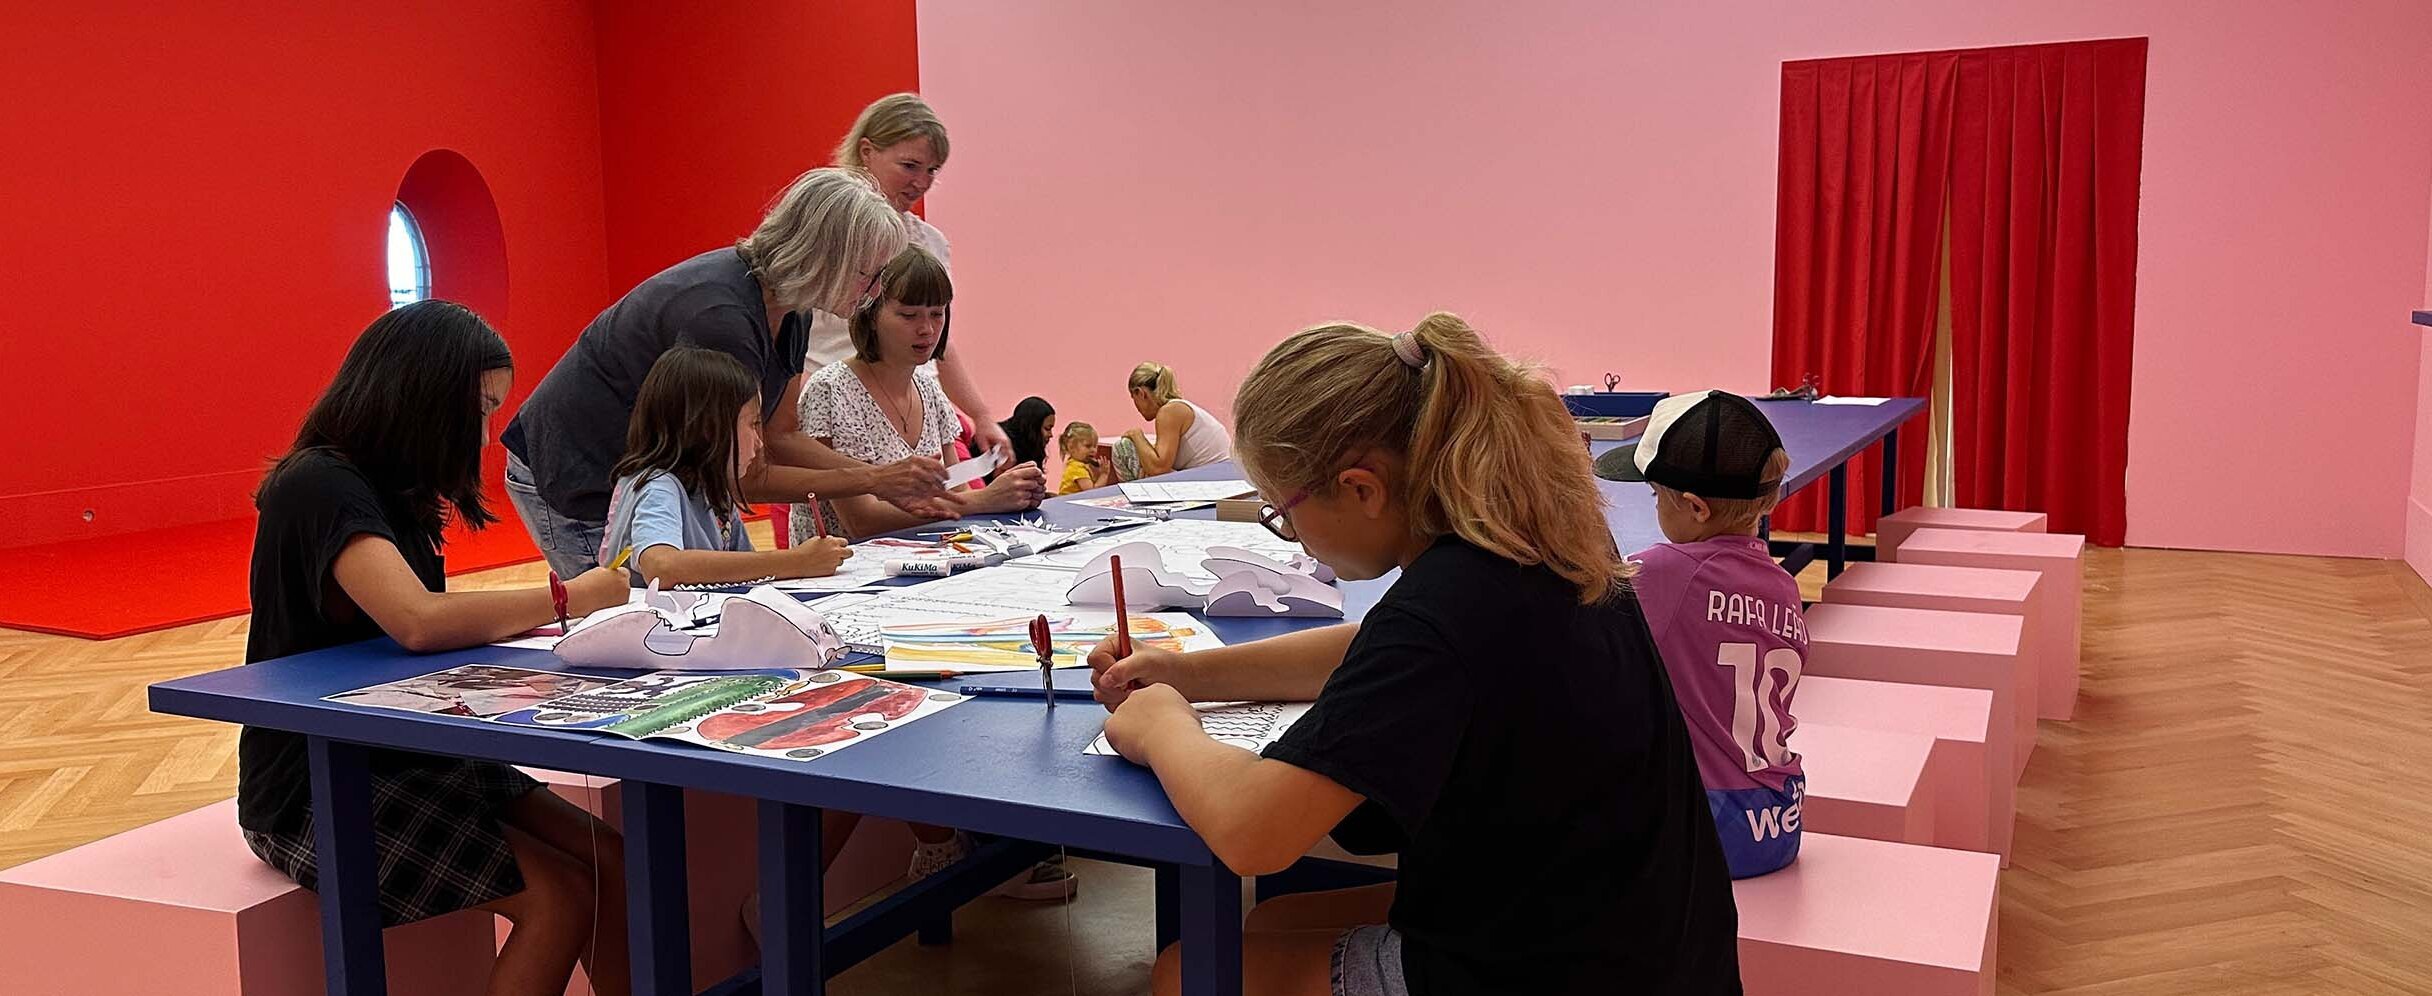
left=852, top=362, right=924, bottom=448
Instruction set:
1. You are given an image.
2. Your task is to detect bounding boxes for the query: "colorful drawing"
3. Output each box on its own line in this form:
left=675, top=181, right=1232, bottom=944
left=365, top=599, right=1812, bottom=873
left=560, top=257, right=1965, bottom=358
left=693, top=672, right=936, bottom=751
left=325, top=664, right=616, bottom=719
left=880, top=613, right=1203, bottom=670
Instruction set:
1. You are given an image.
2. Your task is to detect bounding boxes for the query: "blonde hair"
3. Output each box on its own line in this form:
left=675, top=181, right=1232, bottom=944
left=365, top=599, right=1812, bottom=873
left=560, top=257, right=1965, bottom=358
left=1128, top=362, right=1180, bottom=404
left=833, top=93, right=951, bottom=169
left=736, top=167, right=908, bottom=313
left=1232, top=313, right=1626, bottom=603
left=1061, top=421, right=1098, bottom=450
left=1661, top=448, right=1791, bottom=534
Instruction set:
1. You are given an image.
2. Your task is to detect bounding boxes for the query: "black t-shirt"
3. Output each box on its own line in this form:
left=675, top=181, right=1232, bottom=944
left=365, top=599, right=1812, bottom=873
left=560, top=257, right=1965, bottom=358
left=1263, top=537, right=1741, bottom=996
left=236, top=450, right=448, bottom=833
left=503, top=248, right=808, bottom=522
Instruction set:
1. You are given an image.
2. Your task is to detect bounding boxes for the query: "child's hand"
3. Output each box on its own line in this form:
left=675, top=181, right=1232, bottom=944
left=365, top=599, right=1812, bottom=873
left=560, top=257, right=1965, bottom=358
left=1087, top=637, right=1181, bottom=711
left=787, top=537, right=852, bottom=577
left=1103, top=684, right=1197, bottom=765
left=566, top=566, right=632, bottom=615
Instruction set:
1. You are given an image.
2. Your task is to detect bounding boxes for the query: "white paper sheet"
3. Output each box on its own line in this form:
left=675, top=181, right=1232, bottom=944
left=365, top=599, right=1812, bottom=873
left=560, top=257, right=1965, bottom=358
left=766, top=545, right=898, bottom=591
left=1086, top=701, right=1313, bottom=756
left=809, top=565, right=1083, bottom=650
left=1118, top=480, right=1255, bottom=503
left=1813, top=396, right=1891, bottom=406
left=942, top=450, right=1003, bottom=488
left=879, top=610, right=1224, bottom=671
left=1008, top=519, right=1307, bottom=586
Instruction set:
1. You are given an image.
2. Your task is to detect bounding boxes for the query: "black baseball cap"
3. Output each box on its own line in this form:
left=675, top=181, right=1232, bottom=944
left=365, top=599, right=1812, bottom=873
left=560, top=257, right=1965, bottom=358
left=1592, top=390, right=1785, bottom=499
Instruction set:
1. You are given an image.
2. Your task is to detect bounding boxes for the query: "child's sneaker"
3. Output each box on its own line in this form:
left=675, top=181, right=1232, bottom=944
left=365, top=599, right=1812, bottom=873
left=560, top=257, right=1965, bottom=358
left=907, top=831, right=974, bottom=879
left=988, top=855, right=1079, bottom=901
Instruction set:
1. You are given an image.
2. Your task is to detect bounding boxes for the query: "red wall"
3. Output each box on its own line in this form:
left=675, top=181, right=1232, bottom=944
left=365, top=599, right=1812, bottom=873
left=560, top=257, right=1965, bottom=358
left=593, top=1, right=922, bottom=292
left=0, top=4, right=613, bottom=546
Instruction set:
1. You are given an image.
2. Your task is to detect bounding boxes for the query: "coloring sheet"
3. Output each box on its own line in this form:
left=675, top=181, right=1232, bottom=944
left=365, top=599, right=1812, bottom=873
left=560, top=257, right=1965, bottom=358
left=1009, top=519, right=1307, bottom=586
left=808, top=565, right=1083, bottom=650
left=1085, top=701, right=1313, bottom=757
left=1118, top=480, right=1255, bottom=504
left=326, top=664, right=617, bottom=719
left=491, top=668, right=966, bottom=763
left=767, top=544, right=897, bottom=592
left=879, top=610, right=1224, bottom=671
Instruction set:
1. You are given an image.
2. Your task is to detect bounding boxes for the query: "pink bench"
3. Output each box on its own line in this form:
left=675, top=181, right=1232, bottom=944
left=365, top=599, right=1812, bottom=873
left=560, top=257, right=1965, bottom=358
left=1822, top=561, right=2055, bottom=767
left=1799, top=676, right=2000, bottom=855
left=1791, top=723, right=1937, bottom=846
left=1802, top=603, right=2027, bottom=861
left=1875, top=506, right=2046, bottom=563
left=0, top=799, right=496, bottom=995
left=1894, top=528, right=2086, bottom=720
left=518, top=769, right=918, bottom=995
left=1736, top=833, right=2001, bottom=996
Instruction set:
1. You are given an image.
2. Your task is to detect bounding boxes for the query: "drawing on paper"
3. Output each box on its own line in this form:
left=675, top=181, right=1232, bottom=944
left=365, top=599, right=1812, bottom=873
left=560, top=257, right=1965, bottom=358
left=880, top=612, right=1217, bottom=670
left=325, top=664, right=616, bottom=719
left=1086, top=701, right=1312, bottom=757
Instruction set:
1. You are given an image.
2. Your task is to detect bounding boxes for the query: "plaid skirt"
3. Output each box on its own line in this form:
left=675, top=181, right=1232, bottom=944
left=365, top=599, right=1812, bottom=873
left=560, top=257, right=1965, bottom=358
left=243, top=760, right=541, bottom=926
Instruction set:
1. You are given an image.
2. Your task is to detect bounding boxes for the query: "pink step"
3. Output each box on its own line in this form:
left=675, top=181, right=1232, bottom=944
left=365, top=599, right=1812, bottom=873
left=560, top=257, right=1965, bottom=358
left=1799, top=676, right=2000, bottom=855
left=0, top=798, right=496, bottom=995
left=1823, top=561, right=2056, bottom=765
left=1894, top=528, right=2086, bottom=720
left=1736, top=833, right=2000, bottom=996
left=1876, top=506, right=2046, bottom=563
left=1791, top=723, right=1937, bottom=846
left=1802, top=603, right=2027, bottom=862
left=519, top=769, right=915, bottom=995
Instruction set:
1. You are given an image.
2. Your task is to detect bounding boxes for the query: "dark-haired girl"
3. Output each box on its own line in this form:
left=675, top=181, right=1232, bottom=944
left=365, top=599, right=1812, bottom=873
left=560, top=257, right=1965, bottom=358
left=239, top=301, right=634, bottom=996
left=995, top=396, right=1056, bottom=473
left=600, top=345, right=851, bottom=588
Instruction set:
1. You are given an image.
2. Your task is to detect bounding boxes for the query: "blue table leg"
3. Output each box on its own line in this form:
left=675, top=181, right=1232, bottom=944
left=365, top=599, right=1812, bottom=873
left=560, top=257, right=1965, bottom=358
left=1155, top=863, right=1181, bottom=951
left=624, top=781, right=691, bottom=996
left=1827, top=464, right=1849, bottom=578
left=306, top=737, right=385, bottom=996
left=759, top=800, right=826, bottom=996
left=1178, top=861, right=1242, bottom=996
left=1880, top=426, right=1902, bottom=518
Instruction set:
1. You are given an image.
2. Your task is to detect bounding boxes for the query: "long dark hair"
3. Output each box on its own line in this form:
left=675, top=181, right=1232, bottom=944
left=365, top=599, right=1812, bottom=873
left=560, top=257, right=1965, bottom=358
left=610, top=345, right=759, bottom=520
left=998, top=396, right=1055, bottom=468
left=267, top=300, right=511, bottom=542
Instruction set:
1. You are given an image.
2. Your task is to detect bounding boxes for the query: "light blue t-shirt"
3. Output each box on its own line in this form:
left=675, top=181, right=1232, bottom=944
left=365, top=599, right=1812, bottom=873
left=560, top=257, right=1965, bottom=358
left=598, top=472, right=752, bottom=584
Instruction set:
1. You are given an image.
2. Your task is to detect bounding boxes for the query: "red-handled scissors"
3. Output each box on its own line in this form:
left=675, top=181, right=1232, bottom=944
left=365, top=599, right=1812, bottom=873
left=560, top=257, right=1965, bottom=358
left=1030, top=613, right=1056, bottom=709
left=547, top=572, right=570, bottom=634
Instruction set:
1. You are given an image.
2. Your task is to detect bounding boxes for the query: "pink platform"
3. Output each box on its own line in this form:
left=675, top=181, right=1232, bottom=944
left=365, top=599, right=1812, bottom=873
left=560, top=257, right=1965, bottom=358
left=1798, top=676, right=2000, bottom=855
left=1736, top=833, right=2001, bottom=996
left=1823, top=561, right=2062, bottom=755
left=1893, top=528, right=2087, bottom=720
left=1875, top=506, right=2047, bottom=563
left=1791, top=723, right=1937, bottom=846
left=0, top=799, right=496, bottom=995
left=1802, top=603, right=2027, bottom=862
left=519, top=768, right=917, bottom=995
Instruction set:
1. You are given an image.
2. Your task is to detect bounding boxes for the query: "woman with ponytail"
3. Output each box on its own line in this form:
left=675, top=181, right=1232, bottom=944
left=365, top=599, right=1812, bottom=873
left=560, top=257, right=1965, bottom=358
left=1087, top=314, right=1740, bottom=995
left=1113, top=361, right=1232, bottom=479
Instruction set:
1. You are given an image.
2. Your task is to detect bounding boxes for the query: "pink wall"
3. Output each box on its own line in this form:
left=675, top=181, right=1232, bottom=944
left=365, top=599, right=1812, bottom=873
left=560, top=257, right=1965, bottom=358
left=918, top=0, right=2432, bottom=557
left=2411, top=193, right=2432, bottom=581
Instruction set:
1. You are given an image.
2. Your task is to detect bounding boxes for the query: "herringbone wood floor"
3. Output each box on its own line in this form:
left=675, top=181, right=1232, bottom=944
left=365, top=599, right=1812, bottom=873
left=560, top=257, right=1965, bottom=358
left=3, top=537, right=2428, bottom=994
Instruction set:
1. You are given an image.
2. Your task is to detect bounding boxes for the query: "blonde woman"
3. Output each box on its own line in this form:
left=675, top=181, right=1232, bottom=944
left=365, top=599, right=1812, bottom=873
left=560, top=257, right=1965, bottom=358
left=1087, top=315, right=1740, bottom=995
left=1113, top=362, right=1232, bottom=479
left=799, top=93, right=1016, bottom=462
left=504, top=167, right=949, bottom=577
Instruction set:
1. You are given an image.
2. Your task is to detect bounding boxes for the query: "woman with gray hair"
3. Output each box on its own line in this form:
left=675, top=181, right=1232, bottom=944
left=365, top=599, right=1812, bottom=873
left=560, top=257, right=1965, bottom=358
left=503, top=167, right=991, bottom=576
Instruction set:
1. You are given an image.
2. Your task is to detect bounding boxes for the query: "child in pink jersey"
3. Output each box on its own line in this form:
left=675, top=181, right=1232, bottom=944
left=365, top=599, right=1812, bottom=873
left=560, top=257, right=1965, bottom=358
left=1602, top=390, right=1806, bottom=877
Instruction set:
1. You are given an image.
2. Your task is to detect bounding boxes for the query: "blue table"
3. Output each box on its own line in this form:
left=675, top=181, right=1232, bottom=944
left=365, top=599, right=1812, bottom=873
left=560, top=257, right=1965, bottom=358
left=147, top=399, right=1917, bottom=996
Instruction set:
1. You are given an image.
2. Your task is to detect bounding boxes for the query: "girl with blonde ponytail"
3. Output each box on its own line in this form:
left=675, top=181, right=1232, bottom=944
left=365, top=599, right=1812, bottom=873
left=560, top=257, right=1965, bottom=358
left=1086, top=314, right=1742, bottom=995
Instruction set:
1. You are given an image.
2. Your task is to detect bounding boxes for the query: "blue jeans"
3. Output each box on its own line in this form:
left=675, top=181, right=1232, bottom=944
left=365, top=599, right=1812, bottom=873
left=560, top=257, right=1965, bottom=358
left=504, top=452, right=605, bottom=578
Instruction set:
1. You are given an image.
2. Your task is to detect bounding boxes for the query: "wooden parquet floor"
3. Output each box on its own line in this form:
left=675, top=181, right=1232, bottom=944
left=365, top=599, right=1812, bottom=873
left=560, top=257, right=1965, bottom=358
left=2, top=540, right=2428, bottom=994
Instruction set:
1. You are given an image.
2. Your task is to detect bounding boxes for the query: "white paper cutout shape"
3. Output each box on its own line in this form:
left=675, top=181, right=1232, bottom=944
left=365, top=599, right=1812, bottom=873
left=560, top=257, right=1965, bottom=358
left=1199, top=547, right=1345, bottom=617
left=554, top=584, right=847, bottom=671
left=1064, top=542, right=1209, bottom=609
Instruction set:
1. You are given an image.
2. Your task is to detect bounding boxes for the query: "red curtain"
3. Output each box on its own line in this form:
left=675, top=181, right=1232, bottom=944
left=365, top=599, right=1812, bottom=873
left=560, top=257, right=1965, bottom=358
left=1947, top=40, right=2145, bottom=546
left=1770, top=52, right=1957, bottom=537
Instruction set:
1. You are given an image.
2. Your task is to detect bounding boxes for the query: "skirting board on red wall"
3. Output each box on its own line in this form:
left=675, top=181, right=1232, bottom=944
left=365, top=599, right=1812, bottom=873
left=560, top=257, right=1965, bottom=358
left=0, top=469, right=261, bottom=548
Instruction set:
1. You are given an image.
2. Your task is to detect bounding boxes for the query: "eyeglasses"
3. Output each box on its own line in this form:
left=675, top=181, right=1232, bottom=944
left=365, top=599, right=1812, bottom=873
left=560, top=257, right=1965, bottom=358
left=1258, top=489, right=1312, bottom=542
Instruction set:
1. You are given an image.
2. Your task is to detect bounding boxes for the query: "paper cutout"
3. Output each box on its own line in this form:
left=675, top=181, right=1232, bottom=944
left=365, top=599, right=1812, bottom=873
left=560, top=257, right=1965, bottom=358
left=1010, top=519, right=1306, bottom=586
left=1202, top=565, right=1344, bottom=618
left=942, top=449, right=1003, bottom=488
left=553, top=583, right=846, bottom=671
left=1064, top=542, right=1209, bottom=609
left=1118, top=480, right=1255, bottom=503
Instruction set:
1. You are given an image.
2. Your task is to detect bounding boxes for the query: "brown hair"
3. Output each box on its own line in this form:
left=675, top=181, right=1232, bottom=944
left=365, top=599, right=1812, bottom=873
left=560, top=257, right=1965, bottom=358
left=1232, top=312, right=1626, bottom=603
left=833, top=92, right=951, bottom=169
left=610, top=345, right=759, bottom=521
left=847, top=245, right=953, bottom=364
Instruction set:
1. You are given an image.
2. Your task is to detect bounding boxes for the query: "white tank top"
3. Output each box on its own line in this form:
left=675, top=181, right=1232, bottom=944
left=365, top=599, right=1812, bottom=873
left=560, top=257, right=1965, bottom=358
left=1168, top=400, right=1233, bottom=470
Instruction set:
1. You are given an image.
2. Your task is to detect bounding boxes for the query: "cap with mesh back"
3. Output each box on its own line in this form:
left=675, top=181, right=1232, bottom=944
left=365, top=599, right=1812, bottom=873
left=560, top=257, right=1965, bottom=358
left=1593, top=390, right=1785, bottom=499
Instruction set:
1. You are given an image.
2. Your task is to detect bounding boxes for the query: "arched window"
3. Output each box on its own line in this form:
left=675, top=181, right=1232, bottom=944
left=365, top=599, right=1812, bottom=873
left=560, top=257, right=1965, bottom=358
left=386, top=202, right=432, bottom=308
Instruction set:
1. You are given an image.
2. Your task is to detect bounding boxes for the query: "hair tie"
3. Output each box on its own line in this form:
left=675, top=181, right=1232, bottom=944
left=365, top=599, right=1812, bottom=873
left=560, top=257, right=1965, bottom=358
left=1391, top=332, right=1427, bottom=369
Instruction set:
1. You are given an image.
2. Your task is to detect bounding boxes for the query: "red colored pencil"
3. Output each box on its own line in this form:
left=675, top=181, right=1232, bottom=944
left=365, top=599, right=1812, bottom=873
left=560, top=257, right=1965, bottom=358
left=806, top=492, right=829, bottom=539
left=1109, top=554, right=1132, bottom=659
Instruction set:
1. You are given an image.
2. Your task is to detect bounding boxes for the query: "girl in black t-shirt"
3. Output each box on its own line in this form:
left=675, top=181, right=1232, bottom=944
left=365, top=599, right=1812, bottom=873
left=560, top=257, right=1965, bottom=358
left=240, top=302, right=636, bottom=996
left=1089, top=314, right=1742, bottom=995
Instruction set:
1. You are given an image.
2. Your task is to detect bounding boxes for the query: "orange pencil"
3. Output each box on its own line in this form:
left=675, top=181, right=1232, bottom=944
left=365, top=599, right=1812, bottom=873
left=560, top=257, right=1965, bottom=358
left=1110, top=554, right=1132, bottom=659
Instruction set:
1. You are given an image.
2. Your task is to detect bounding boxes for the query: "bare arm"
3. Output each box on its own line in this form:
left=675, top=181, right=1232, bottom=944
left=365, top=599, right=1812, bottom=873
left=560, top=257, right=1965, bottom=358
left=757, top=372, right=948, bottom=505
left=1124, top=401, right=1194, bottom=477
left=1091, top=622, right=1358, bottom=706
left=1104, top=686, right=1363, bottom=875
left=331, top=536, right=627, bottom=653
left=632, top=539, right=848, bottom=588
